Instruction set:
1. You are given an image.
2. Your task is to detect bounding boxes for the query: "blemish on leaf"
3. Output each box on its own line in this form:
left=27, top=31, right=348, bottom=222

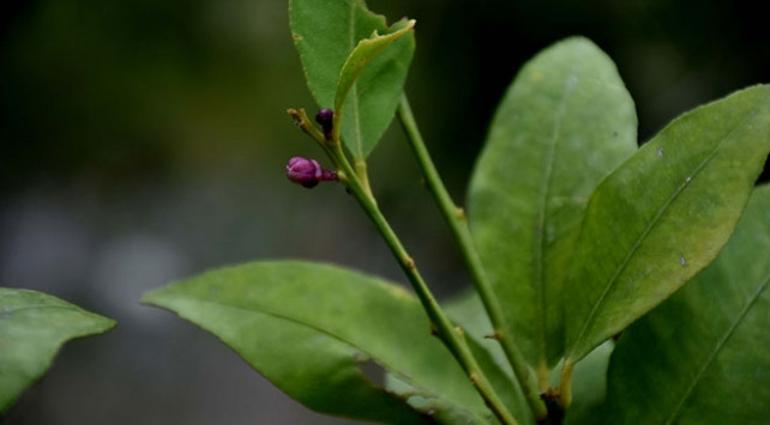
left=292, top=33, right=303, bottom=42
left=657, top=147, right=664, bottom=157
left=679, top=255, right=688, bottom=266
left=356, top=357, right=386, bottom=386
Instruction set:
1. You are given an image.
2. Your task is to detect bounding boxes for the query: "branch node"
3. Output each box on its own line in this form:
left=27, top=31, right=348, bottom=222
left=287, top=107, right=326, bottom=144
left=287, top=108, right=307, bottom=128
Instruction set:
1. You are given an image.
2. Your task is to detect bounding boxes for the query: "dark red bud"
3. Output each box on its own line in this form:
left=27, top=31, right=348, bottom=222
left=285, top=156, right=337, bottom=189
left=315, top=108, right=334, bottom=139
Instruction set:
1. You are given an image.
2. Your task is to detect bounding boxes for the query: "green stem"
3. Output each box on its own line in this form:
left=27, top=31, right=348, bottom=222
left=331, top=142, right=519, bottom=425
left=288, top=107, right=519, bottom=424
left=397, top=95, right=548, bottom=420
left=354, top=159, right=373, bottom=198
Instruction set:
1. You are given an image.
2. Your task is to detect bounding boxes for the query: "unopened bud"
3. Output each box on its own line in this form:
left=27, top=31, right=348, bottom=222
left=315, top=108, right=334, bottom=139
left=285, top=156, right=337, bottom=188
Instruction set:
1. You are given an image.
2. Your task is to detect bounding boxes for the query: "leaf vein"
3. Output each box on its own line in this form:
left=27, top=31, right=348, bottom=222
left=0, top=304, right=78, bottom=318
left=664, top=274, right=770, bottom=425
left=345, top=0, right=364, bottom=157
left=570, top=109, right=759, bottom=358
left=533, top=74, right=577, bottom=364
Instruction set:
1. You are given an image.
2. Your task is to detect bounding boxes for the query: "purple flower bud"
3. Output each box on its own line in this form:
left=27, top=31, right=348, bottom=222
left=285, top=156, right=337, bottom=189
left=315, top=108, right=334, bottom=139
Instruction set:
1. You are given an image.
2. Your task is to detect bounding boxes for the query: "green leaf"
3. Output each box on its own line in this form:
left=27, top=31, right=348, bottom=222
left=0, top=288, right=115, bottom=413
left=564, top=85, right=770, bottom=363
left=333, top=18, right=415, bottom=156
left=289, top=0, right=415, bottom=157
left=143, top=261, right=495, bottom=424
left=384, top=334, right=530, bottom=425
left=468, top=37, right=638, bottom=369
left=602, top=185, right=770, bottom=425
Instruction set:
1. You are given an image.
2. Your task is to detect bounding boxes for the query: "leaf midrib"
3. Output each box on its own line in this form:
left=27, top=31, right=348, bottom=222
left=533, top=74, right=577, bottom=365
left=664, top=274, right=770, bottom=425
left=346, top=0, right=364, bottom=157
left=569, top=108, right=759, bottom=359
left=156, top=293, right=486, bottom=421
left=0, top=304, right=78, bottom=319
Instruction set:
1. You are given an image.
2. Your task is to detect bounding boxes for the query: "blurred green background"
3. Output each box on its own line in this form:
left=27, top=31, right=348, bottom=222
left=1, top=0, right=768, bottom=424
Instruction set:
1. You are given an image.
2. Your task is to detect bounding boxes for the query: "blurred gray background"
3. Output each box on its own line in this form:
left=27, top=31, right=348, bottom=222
left=1, top=0, right=768, bottom=424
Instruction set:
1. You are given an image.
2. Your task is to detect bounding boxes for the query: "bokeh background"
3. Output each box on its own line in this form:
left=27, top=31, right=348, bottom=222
left=1, top=0, right=768, bottom=424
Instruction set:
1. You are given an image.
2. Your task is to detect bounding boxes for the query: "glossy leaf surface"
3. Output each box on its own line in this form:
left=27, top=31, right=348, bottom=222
left=468, top=37, right=638, bottom=368
left=602, top=185, right=770, bottom=424
left=290, top=0, right=415, bottom=157
left=565, top=85, right=770, bottom=362
left=0, top=288, right=115, bottom=413
left=143, top=261, right=496, bottom=424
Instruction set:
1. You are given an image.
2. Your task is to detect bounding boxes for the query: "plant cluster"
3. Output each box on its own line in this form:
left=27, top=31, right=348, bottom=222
left=2, top=1, right=770, bottom=424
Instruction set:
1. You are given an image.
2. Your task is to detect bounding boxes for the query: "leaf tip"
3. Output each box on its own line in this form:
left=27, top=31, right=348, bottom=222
left=140, top=288, right=164, bottom=307
left=390, top=18, right=416, bottom=33
left=99, top=317, right=118, bottom=332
